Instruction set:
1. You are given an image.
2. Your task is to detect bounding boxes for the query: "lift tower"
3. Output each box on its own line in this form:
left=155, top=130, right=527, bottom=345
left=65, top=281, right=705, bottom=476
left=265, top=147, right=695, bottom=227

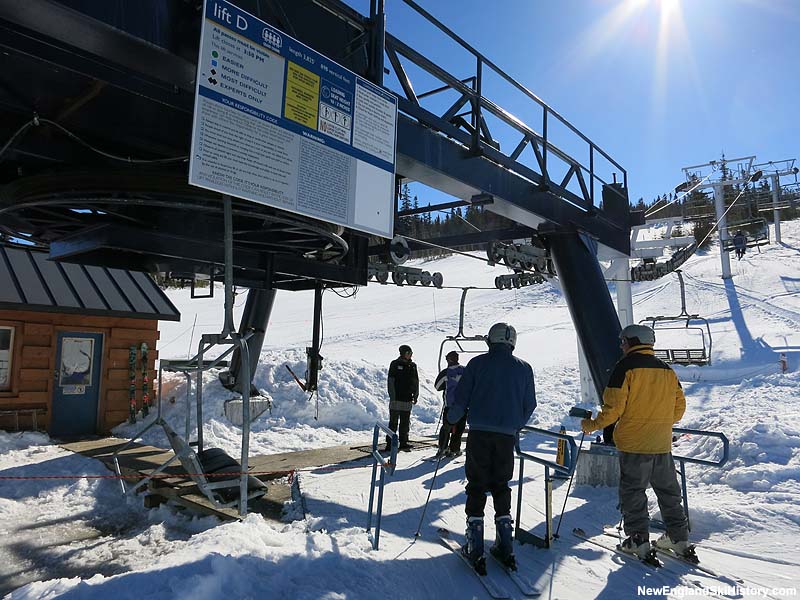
left=751, top=159, right=799, bottom=244
left=681, top=156, right=761, bottom=279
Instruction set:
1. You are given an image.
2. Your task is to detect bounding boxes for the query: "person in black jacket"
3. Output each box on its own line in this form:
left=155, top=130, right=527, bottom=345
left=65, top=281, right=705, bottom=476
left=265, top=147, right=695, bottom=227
left=733, top=230, right=747, bottom=260
left=386, top=344, right=419, bottom=451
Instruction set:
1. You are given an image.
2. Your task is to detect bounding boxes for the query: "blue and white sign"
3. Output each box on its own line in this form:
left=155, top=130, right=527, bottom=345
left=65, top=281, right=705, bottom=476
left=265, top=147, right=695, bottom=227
left=189, top=0, right=397, bottom=238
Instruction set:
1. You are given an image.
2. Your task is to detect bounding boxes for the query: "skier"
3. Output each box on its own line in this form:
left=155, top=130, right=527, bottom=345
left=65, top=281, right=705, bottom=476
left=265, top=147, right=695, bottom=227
left=386, top=344, right=419, bottom=452
left=447, top=323, right=536, bottom=574
left=733, top=230, right=747, bottom=260
left=434, top=350, right=466, bottom=458
left=580, top=324, right=691, bottom=560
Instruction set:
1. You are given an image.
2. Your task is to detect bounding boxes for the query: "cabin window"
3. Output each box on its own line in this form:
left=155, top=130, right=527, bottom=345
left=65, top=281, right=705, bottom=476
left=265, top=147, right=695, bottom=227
left=0, top=326, right=14, bottom=391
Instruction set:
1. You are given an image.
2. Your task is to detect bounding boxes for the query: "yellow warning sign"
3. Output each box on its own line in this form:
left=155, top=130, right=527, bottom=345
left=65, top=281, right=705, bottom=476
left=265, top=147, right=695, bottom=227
left=284, top=62, right=319, bottom=129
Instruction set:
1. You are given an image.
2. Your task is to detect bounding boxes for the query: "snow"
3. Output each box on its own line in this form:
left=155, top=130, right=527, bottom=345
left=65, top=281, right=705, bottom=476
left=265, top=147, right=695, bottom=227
left=2, top=222, right=800, bottom=598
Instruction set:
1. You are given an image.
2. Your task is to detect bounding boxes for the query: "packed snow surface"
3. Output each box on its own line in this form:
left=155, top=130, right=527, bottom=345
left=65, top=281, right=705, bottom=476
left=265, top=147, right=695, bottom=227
left=2, top=222, right=800, bottom=599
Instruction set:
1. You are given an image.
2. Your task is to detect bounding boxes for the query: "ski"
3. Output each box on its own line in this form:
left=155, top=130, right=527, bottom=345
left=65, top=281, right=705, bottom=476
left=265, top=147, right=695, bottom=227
left=487, top=549, right=541, bottom=597
left=573, top=528, right=661, bottom=568
left=140, top=342, right=150, bottom=417
left=601, top=529, right=742, bottom=583
left=128, top=344, right=137, bottom=424
left=438, top=531, right=511, bottom=599
left=597, top=530, right=740, bottom=596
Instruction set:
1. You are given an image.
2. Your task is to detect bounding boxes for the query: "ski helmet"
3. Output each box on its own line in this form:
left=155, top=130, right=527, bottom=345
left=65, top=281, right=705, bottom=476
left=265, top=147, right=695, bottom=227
left=620, top=324, right=656, bottom=346
left=487, top=322, right=517, bottom=349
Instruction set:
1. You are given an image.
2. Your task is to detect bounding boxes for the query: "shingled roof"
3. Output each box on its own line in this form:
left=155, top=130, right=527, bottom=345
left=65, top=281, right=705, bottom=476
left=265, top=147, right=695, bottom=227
left=0, top=244, right=180, bottom=321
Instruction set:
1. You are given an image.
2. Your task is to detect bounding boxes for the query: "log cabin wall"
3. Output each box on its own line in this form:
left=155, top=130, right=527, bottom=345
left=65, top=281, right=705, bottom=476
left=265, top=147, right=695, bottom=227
left=0, top=310, right=159, bottom=433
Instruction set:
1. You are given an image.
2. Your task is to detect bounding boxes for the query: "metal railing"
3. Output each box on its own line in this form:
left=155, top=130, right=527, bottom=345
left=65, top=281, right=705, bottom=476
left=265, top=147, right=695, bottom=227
left=366, top=422, right=399, bottom=550
left=390, top=0, right=627, bottom=211
left=514, top=426, right=579, bottom=549
left=313, top=0, right=627, bottom=216
left=671, top=427, right=729, bottom=531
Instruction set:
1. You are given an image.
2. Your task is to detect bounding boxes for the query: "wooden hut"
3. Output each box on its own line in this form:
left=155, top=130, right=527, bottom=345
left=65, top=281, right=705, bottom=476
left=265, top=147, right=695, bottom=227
left=0, top=244, right=180, bottom=436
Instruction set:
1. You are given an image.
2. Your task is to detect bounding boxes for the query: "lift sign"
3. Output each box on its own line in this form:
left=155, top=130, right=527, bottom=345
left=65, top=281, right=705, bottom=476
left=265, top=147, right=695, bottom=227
left=189, top=0, right=397, bottom=238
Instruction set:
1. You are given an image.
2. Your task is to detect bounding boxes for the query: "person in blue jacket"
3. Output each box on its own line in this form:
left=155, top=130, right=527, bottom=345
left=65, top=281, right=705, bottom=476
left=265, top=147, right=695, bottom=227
left=434, top=350, right=467, bottom=457
left=447, top=322, right=536, bottom=574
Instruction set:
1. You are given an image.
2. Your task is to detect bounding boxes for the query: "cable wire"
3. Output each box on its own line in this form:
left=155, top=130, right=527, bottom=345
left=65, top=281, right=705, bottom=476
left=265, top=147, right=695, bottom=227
left=696, top=185, right=750, bottom=248
left=0, top=115, right=188, bottom=165
left=644, top=170, right=716, bottom=219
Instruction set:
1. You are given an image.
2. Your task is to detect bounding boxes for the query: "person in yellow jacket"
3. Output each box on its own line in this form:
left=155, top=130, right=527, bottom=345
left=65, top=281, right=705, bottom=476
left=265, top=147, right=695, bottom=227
left=581, top=324, right=692, bottom=560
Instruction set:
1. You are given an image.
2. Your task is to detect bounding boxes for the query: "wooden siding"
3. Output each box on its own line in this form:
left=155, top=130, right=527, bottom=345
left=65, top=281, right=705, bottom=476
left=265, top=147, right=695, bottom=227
left=0, top=310, right=160, bottom=433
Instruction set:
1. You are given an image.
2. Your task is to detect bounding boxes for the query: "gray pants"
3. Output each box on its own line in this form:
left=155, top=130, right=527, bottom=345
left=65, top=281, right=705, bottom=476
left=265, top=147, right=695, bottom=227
left=619, top=451, right=688, bottom=542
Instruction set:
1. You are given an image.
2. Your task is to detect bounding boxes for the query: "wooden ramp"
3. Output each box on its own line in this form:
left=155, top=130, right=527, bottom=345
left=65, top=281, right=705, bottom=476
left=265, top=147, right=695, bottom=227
left=59, top=437, right=437, bottom=522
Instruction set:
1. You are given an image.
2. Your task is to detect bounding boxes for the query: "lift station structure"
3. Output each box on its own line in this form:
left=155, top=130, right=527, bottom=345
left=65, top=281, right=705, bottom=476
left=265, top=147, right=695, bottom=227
left=0, top=0, right=638, bottom=512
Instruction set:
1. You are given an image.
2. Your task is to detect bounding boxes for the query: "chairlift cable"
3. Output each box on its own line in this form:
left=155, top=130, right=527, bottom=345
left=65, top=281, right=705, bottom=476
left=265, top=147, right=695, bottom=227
left=696, top=186, right=750, bottom=248
left=450, top=208, right=482, bottom=232
left=404, top=235, right=496, bottom=263
left=403, top=235, right=548, bottom=279
left=644, top=170, right=716, bottom=219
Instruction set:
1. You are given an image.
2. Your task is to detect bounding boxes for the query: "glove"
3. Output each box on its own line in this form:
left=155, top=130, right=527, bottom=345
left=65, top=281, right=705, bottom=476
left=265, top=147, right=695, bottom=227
left=569, top=407, right=592, bottom=419
left=580, top=419, right=594, bottom=434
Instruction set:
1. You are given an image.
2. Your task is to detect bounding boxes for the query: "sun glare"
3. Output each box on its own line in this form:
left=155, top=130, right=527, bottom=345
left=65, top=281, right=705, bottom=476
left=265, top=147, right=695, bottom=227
left=556, top=0, right=706, bottom=132
left=658, top=0, right=682, bottom=17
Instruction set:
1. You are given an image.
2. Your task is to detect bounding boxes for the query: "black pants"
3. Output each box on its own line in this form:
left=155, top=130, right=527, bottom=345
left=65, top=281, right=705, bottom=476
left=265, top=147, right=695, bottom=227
left=387, top=409, right=411, bottom=447
left=464, top=430, right=515, bottom=518
left=438, top=406, right=467, bottom=452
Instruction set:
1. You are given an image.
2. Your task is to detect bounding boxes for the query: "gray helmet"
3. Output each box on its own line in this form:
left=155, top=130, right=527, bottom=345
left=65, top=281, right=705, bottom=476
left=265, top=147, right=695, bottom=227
left=620, top=324, right=655, bottom=346
left=487, top=322, right=517, bottom=348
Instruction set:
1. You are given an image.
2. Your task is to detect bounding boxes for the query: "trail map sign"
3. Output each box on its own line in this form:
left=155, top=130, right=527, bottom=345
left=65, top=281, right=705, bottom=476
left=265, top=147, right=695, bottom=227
left=190, top=0, right=398, bottom=238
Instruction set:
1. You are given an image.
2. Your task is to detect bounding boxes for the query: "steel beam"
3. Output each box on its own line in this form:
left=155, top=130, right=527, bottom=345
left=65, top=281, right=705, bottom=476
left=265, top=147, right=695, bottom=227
left=396, top=116, right=630, bottom=254
left=48, top=225, right=367, bottom=288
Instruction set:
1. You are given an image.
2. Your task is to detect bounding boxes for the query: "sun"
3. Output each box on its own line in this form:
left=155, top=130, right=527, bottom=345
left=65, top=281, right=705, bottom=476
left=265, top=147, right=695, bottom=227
left=657, top=0, right=682, bottom=25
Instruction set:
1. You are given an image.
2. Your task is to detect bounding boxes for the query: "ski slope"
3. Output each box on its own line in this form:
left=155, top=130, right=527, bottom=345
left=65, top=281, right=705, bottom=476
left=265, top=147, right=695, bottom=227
left=1, top=222, right=799, bottom=599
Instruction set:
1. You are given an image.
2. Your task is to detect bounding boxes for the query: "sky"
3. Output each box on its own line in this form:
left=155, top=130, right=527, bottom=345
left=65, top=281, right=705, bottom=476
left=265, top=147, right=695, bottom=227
left=348, top=0, right=800, bottom=205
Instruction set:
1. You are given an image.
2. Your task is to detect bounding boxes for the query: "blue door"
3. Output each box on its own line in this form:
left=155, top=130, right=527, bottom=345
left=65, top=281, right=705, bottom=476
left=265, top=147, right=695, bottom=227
left=51, top=332, right=103, bottom=437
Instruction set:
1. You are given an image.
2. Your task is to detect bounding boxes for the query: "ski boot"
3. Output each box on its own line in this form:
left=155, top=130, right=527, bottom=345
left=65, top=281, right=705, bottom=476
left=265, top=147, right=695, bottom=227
left=489, top=515, right=517, bottom=571
left=618, top=533, right=652, bottom=560
left=461, top=516, right=486, bottom=576
left=655, top=533, right=698, bottom=563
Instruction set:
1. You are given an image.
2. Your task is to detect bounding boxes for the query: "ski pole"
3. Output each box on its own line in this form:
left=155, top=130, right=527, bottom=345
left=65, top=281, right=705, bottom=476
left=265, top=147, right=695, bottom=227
left=554, top=430, right=585, bottom=539
left=414, top=404, right=446, bottom=538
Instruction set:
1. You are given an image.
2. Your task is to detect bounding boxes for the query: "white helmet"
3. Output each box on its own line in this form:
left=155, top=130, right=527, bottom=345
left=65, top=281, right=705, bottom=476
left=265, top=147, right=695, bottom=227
left=620, top=324, right=656, bottom=346
left=487, top=322, right=517, bottom=348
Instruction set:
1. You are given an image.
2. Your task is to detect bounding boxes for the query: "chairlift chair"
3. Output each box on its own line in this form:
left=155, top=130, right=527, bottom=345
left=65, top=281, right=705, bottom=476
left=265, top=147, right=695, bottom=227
left=437, top=287, right=488, bottom=370
left=722, top=217, right=769, bottom=252
left=755, top=189, right=791, bottom=212
left=639, top=271, right=712, bottom=366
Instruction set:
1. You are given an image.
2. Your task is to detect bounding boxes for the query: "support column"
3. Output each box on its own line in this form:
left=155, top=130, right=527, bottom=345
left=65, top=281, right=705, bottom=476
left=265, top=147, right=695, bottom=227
left=577, top=338, right=600, bottom=407
left=771, top=174, right=782, bottom=244
left=611, top=258, right=633, bottom=328
left=713, top=184, right=732, bottom=279
left=224, top=288, right=277, bottom=394
left=546, top=230, right=623, bottom=399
